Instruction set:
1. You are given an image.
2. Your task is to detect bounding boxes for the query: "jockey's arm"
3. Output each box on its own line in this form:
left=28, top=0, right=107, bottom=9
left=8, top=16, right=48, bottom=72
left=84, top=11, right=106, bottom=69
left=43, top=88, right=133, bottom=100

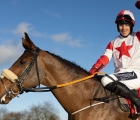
left=89, top=42, right=113, bottom=74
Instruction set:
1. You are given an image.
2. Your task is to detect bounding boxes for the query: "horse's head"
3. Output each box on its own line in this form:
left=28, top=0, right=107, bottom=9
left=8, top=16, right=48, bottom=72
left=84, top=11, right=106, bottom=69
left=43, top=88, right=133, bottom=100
left=0, top=32, right=44, bottom=104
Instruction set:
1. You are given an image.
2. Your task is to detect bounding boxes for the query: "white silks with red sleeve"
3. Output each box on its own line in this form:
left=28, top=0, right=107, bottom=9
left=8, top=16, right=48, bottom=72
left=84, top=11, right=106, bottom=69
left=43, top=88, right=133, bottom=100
left=90, top=32, right=140, bottom=74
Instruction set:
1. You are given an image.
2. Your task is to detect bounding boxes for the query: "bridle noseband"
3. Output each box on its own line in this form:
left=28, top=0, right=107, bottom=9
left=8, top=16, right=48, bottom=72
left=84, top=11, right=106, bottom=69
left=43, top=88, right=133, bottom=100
left=0, top=47, right=40, bottom=103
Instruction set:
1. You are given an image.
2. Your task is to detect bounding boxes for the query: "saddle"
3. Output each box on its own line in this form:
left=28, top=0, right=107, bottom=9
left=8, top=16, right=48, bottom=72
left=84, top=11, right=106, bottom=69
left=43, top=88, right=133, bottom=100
left=92, top=75, right=140, bottom=119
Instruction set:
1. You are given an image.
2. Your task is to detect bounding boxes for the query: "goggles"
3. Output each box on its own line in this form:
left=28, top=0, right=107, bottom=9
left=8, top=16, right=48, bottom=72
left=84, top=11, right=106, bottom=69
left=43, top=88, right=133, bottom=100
left=116, top=15, right=132, bottom=21
left=115, top=15, right=134, bottom=25
left=117, top=20, right=131, bottom=25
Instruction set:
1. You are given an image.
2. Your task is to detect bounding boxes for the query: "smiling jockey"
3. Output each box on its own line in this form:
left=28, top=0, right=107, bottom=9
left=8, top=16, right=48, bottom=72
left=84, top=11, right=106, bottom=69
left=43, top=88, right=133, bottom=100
left=90, top=9, right=140, bottom=114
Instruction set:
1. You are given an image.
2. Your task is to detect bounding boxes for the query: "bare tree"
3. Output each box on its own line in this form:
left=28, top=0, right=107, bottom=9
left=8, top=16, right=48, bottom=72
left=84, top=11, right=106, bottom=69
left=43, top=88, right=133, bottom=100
left=0, top=101, right=60, bottom=120
left=3, top=112, right=21, bottom=120
left=29, top=101, right=60, bottom=120
left=0, top=107, right=8, bottom=120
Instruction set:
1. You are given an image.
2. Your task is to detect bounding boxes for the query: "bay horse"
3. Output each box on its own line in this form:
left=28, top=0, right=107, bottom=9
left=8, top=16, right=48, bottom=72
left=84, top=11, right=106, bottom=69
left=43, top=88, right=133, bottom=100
left=0, top=33, right=138, bottom=120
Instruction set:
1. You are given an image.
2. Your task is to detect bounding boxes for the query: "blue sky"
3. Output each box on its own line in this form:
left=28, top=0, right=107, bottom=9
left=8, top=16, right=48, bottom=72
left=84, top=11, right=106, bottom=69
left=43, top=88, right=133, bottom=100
left=0, top=0, right=140, bottom=120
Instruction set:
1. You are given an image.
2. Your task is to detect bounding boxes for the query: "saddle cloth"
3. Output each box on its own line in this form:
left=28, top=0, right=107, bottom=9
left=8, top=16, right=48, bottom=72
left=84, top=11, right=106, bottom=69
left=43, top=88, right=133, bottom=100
left=118, top=90, right=139, bottom=112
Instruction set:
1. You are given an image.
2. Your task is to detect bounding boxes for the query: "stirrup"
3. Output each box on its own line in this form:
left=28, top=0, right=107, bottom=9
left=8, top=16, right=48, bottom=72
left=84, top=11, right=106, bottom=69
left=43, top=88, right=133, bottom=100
left=118, top=97, right=130, bottom=112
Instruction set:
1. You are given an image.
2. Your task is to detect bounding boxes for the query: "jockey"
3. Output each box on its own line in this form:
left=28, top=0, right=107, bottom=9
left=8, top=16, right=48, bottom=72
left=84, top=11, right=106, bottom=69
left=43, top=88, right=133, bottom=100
left=89, top=10, right=140, bottom=114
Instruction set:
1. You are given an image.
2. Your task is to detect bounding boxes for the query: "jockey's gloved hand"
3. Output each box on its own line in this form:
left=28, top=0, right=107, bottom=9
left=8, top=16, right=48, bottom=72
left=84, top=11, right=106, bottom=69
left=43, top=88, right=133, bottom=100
left=135, top=0, right=140, bottom=10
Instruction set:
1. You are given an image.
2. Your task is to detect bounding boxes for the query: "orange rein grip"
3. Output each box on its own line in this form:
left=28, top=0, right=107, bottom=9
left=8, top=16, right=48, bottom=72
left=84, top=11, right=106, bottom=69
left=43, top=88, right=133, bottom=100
left=56, top=72, right=105, bottom=88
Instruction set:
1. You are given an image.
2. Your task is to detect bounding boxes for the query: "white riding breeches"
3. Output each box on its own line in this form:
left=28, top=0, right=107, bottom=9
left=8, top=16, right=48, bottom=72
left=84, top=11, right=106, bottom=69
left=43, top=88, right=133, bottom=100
left=101, top=69, right=140, bottom=90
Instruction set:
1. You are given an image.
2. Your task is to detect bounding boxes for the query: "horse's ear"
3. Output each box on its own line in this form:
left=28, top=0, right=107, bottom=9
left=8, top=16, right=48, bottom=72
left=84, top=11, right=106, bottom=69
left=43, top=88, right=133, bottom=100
left=22, top=32, right=36, bottom=50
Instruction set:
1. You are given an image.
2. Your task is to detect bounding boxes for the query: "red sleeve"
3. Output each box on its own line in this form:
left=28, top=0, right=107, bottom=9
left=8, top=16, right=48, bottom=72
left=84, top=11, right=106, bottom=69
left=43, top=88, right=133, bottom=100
left=89, top=55, right=109, bottom=74
left=93, top=42, right=113, bottom=69
left=89, top=42, right=112, bottom=74
left=93, top=55, right=109, bottom=69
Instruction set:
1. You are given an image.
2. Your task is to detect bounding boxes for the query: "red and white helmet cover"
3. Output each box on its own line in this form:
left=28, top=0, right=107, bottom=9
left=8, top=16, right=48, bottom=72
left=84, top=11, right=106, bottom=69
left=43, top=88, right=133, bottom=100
left=115, top=10, right=135, bottom=26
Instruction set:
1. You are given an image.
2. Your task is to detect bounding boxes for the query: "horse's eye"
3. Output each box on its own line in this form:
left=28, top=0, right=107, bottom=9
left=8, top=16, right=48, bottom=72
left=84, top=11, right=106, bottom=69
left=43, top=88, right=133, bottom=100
left=19, top=59, right=26, bottom=65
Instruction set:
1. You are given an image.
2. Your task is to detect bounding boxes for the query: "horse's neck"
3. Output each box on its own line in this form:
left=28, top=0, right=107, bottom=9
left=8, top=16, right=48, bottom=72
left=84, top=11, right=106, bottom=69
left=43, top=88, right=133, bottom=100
left=42, top=51, right=89, bottom=85
left=41, top=52, right=130, bottom=120
left=41, top=52, right=100, bottom=113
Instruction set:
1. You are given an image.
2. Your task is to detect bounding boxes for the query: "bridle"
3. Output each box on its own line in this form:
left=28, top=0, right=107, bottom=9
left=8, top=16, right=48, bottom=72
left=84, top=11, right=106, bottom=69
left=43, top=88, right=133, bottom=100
left=0, top=47, right=41, bottom=103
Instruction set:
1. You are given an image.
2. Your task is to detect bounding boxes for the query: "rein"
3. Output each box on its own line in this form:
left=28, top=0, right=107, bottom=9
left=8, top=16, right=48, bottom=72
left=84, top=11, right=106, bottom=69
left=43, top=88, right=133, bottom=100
left=23, top=72, right=106, bottom=92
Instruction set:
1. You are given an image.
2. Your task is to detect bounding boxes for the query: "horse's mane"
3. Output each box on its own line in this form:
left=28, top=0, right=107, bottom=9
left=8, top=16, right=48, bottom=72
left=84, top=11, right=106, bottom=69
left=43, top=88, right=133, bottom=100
left=45, top=51, right=90, bottom=74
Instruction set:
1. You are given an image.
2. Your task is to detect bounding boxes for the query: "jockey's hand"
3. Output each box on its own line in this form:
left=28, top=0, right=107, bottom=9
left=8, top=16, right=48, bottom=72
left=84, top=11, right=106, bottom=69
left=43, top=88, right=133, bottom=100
left=135, top=0, right=140, bottom=10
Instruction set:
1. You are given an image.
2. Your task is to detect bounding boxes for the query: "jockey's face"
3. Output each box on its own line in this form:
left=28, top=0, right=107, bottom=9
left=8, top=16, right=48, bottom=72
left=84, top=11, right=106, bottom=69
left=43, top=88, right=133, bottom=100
left=118, top=22, right=131, bottom=37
